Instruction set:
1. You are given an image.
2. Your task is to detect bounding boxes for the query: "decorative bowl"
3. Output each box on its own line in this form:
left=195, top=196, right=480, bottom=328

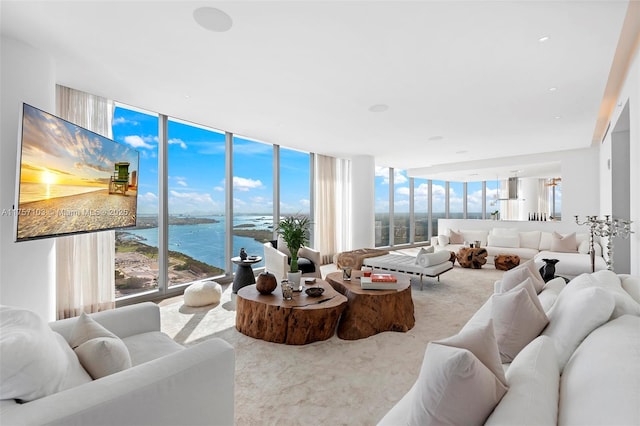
left=305, top=287, right=324, bottom=297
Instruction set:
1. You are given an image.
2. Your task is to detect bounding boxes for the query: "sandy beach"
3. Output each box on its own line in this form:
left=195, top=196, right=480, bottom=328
left=17, top=188, right=137, bottom=240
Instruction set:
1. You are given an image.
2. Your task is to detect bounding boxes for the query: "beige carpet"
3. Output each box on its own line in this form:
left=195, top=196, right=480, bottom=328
left=158, top=264, right=504, bottom=425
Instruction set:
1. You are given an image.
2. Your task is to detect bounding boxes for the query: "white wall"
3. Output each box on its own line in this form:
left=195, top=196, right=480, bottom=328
left=0, top=36, right=57, bottom=320
left=560, top=147, right=600, bottom=220
left=601, top=42, right=640, bottom=274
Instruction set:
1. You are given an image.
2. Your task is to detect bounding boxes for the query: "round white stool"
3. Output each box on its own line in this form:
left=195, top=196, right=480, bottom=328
left=184, top=281, right=222, bottom=307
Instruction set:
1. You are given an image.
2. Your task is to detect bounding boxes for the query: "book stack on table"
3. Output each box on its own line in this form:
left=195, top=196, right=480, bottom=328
left=360, top=273, right=401, bottom=290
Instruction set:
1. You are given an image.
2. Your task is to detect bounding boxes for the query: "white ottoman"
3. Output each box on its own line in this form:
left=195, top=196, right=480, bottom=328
left=184, top=281, right=222, bottom=307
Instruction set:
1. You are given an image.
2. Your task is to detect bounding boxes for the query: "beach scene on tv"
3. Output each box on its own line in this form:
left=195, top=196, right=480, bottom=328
left=15, top=104, right=139, bottom=241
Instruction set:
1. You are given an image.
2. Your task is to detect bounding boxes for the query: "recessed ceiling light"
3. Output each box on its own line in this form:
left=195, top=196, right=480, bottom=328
left=456, top=150, right=468, bottom=154
left=368, top=104, right=389, bottom=113
left=428, top=135, right=444, bottom=141
left=548, top=87, right=557, bottom=92
left=538, top=35, right=550, bottom=43
left=193, top=7, right=233, bottom=32
left=554, top=116, right=562, bottom=119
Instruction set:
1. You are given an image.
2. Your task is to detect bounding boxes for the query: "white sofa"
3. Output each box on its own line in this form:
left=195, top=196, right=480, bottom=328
left=0, top=302, right=235, bottom=426
left=431, top=227, right=607, bottom=279
left=378, top=268, right=640, bottom=425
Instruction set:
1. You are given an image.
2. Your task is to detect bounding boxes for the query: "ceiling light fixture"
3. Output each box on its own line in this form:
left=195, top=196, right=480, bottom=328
left=548, top=87, right=557, bottom=92
left=193, top=7, right=233, bottom=32
left=428, top=135, right=443, bottom=141
left=368, top=104, right=389, bottom=113
left=538, top=35, right=550, bottom=42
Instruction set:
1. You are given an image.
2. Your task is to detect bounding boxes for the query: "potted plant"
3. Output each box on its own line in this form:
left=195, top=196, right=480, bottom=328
left=276, top=214, right=311, bottom=286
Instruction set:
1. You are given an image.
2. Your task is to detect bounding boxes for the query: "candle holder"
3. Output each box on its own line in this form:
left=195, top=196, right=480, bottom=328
left=575, top=215, right=634, bottom=272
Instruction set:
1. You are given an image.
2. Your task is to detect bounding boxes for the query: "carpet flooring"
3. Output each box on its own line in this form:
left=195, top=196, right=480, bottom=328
left=158, top=263, right=504, bottom=425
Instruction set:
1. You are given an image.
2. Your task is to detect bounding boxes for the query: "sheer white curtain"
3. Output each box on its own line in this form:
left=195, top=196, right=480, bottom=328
left=55, top=85, right=115, bottom=319
left=537, top=179, right=550, bottom=217
left=314, top=155, right=351, bottom=264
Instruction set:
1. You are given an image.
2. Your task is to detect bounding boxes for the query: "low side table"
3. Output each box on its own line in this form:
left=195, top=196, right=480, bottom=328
left=456, top=247, right=488, bottom=269
left=231, top=256, right=262, bottom=293
left=235, top=280, right=347, bottom=345
left=325, top=271, right=415, bottom=340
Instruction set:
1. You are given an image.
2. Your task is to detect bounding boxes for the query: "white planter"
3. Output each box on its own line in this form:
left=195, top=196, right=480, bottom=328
left=287, top=271, right=302, bottom=290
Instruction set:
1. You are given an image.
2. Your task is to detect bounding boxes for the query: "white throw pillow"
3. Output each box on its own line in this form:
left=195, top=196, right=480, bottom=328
left=461, top=230, right=489, bottom=246
left=550, top=231, right=578, bottom=253
left=407, top=321, right=508, bottom=425
left=414, top=246, right=434, bottom=265
left=70, top=312, right=132, bottom=379
left=569, top=270, right=640, bottom=319
left=437, top=234, right=450, bottom=246
left=519, top=231, right=541, bottom=250
left=449, top=229, right=464, bottom=244
left=0, top=306, right=90, bottom=402
left=485, top=336, right=559, bottom=426
left=542, top=286, right=615, bottom=371
left=538, top=232, right=553, bottom=251
left=491, top=281, right=549, bottom=363
left=491, top=228, right=519, bottom=237
left=498, top=260, right=545, bottom=294
left=276, top=234, right=292, bottom=257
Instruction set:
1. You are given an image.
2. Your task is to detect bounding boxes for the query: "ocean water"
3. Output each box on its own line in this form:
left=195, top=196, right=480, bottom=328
left=121, top=214, right=273, bottom=269
left=19, top=182, right=105, bottom=203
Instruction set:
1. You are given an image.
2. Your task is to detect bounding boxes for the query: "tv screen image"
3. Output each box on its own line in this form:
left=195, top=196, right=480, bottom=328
left=14, top=103, right=139, bottom=242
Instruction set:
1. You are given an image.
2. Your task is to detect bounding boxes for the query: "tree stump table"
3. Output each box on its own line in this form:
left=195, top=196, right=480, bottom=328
left=456, top=247, right=488, bottom=269
left=325, top=271, right=415, bottom=340
left=235, top=280, right=347, bottom=345
left=494, top=254, right=521, bottom=271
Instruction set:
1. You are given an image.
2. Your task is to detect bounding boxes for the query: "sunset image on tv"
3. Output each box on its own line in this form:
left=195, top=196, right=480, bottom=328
left=15, top=104, right=139, bottom=241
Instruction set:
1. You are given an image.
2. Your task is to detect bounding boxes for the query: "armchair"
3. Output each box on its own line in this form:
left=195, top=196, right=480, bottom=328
left=263, top=237, right=321, bottom=281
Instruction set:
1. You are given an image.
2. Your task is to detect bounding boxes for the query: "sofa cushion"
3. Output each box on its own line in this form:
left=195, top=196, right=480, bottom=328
left=538, top=277, right=566, bottom=312
left=491, top=279, right=549, bottom=363
left=550, top=231, right=578, bottom=253
left=490, top=228, right=519, bottom=237
left=460, top=229, right=489, bottom=246
left=0, top=306, right=91, bottom=402
left=538, top=232, right=553, bottom=251
left=559, top=315, right=640, bottom=425
left=122, top=331, right=184, bottom=366
left=535, top=251, right=607, bottom=279
left=414, top=246, right=435, bottom=265
left=485, top=336, right=559, bottom=426
left=519, top=231, right=541, bottom=250
left=437, top=234, right=450, bottom=246
left=407, top=321, right=507, bottom=425
left=498, top=260, right=545, bottom=294
left=567, top=270, right=640, bottom=319
left=620, top=274, right=640, bottom=304
left=487, top=234, right=519, bottom=248
left=542, top=286, right=614, bottom=371
left=70, top=312, right=132, bottom=379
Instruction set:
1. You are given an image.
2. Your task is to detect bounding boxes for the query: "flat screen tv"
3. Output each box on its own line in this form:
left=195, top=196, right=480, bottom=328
left=14, top=103, right=139, bottom=242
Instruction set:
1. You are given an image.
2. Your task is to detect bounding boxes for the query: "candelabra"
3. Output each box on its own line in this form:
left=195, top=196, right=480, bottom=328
left=575, top=215, right=634, bottom=272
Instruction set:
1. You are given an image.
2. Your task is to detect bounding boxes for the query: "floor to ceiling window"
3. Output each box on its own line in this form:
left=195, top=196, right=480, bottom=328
left=394, top=169, right=410, bottom=245
left=375, top=166, right=391, bottom=246
left=431, top=180, right=446, bottom=236
left=449, top=181, right=463, bottom=219
left=414, top=178, right=429, bottom=243
left=166, top=118, right=226, bottom=287
left=486, top=179, right=499, bottom=218
left=112, top=104, right=160, bottom=298
left=467, top=181, right=483, bottom=219
left=279, top=147, right=311, bottom=217
left=232, top=135, right=273, bottom=265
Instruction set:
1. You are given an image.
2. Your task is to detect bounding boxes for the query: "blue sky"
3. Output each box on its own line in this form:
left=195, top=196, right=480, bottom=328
left=112, top=105, right=310, bottom=215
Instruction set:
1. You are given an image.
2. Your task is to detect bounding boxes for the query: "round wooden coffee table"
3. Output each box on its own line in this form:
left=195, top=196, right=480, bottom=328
left=325, top=270, right=415, bottom=340
left=235, top=280, right=347, bottom=345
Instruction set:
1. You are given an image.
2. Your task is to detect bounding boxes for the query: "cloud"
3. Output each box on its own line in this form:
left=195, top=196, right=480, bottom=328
left=375, top=167, right=408, bottom=185
left=169, top=138, right=187, bottom=149
left=112, top=116, right=136, bottom=126
left=172, top=176, right=188, bottom=187
left=397, top=187, right=410, bottom=196
left=214, top=186, right=224, bottom=192
left=124, top=135, right=154, bottom=149
left=233, top=176, right=262, bottom=192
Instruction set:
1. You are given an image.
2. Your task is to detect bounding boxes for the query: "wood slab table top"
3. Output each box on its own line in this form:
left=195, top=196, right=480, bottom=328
left=325, top=270, right=415, bottom=340
left=235, top=280, right=347, bottom=345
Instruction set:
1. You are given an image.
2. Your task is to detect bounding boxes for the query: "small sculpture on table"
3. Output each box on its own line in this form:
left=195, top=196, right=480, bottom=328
left=239, top=247, right=248, bottom=261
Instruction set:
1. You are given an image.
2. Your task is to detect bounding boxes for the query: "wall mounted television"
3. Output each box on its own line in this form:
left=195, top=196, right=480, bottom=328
left=14, top=103, right=139, bottom=242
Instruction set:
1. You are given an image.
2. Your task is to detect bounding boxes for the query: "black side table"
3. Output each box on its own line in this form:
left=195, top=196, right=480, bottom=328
left=231, top=256, right=262, bottom=293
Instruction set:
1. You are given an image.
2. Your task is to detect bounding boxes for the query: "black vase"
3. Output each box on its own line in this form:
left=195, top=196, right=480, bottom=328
left=539, top=258, right=559, bottom=282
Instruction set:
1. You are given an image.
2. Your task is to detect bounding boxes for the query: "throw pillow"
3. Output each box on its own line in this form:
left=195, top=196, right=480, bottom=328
left=448, top=229, right=464, bottom=244
left=569, top=270, right=640, bottom=319
left=276, top=234, right=292, bottom=257
left=437, top=234, right=449, bottom=246
left=0, top=306, right=90, bottom=402
left=542, top=286, right=615, bottom=371
left=70, top=312, right=132, bottom=379
left=407, top=321, right=508, bottom=425
left=491, top=281, right=549, bottom=363
left=491, top=228, right=519, bottom=237
left=499, top=260, right=545, bottom=294
left=487, top=234, right=519, bottom=248
left=485, top=336, right=559, bottom=426
left=518, top=231, right=541, bottom=250
left=550, top=231, right=578, bottom=253
left=414, top=246, right=434, bottom=265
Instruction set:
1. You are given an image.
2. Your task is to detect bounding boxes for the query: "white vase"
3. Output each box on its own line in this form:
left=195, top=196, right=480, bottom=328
left=287, top=271, right=302, bottom=290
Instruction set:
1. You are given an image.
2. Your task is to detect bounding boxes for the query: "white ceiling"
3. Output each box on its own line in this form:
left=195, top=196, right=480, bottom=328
left=0, top=0, right=631, bottom=181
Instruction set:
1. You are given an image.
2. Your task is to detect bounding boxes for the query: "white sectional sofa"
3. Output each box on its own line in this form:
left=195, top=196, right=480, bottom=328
left=378, top=267, right=640, bottom=425
left=431, top=226, right=607, bottom=279
left=0, top=302, right=235, bottom=426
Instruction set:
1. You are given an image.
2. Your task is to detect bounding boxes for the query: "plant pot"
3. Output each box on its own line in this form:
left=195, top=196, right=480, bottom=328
left=287, top=271, right=302, bottom=290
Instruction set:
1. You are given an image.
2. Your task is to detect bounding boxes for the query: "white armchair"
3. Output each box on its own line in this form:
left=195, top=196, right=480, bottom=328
left=263, top=237, right=321, bottom=281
